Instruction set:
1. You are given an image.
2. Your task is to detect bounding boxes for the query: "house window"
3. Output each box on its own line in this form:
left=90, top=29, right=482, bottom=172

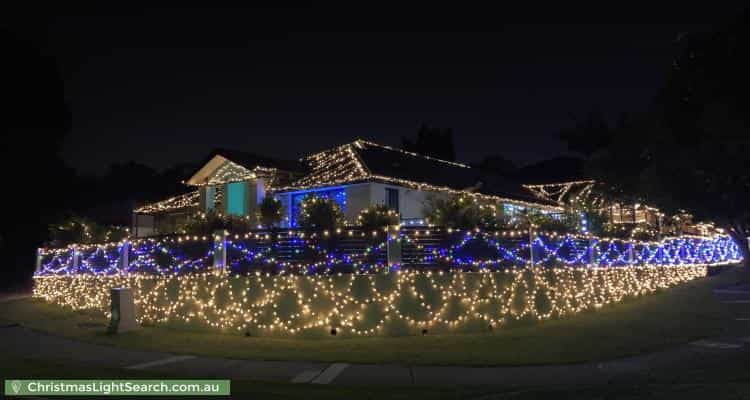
left=205, top=185, right=216, bottom=212
left=503, top=204, right=525, bottom=221
left=386, top=188, right=399, bottom=213
left=226, top=182, right=246, bottom=216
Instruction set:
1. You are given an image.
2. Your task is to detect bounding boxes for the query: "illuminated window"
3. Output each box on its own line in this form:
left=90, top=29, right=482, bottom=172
left=226, top=182, right=246, bottom=216
left=503, top=204, right=525, bottom=221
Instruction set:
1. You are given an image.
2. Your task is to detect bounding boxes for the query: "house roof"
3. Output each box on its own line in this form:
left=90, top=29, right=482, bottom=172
left=206, top=148, right=309, bottom=174
left=133, top=190, right=200, bottom=214
left=282, top=139, right=560, bottom=210
left=185, top=148, right=308, bottom=186
left=139, top=139, right=562, bottom=214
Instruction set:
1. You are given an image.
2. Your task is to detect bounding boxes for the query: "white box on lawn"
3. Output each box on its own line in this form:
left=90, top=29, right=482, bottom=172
left=109, top=287, right=140, bottom=333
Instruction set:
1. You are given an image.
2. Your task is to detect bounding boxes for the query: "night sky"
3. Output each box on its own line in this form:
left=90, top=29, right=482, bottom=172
left=18, top=4, right=747, bottom=173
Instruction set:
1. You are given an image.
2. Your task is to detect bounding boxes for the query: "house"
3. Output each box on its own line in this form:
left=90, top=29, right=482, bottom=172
left=523, top=180, right=664, bottom=225
left=132, top=139, right=562, bottom=236
left=521, top=180, right=720, bottom=236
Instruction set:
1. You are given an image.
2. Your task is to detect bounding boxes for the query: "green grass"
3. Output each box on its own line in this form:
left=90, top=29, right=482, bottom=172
left=0, top=268, right=742, bottom=366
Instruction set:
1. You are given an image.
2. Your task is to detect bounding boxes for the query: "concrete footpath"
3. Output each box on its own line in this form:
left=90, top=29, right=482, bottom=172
left=1, top=287, right=749, bottom=386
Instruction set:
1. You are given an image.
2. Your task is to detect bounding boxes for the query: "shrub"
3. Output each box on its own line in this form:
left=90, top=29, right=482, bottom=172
left=180, top=211, right=254, bottom=235
left=423, top=195, right=502, bottom=229
left=258, top=196, right=283, bottom=228
left=535, top=215, right=577, bottom=234
left=581, top=209, right=608, bottom=236
left=358, top=205, right=400, bottom=231
left=517, top=209, right=577, bottom=234
left=49, top=216, right=129, bottom=246
left=601, top=222, right=631, bottom=239
left=630, top=225, right=659, bottom=241
left=298, top=196, right=345, bottom=231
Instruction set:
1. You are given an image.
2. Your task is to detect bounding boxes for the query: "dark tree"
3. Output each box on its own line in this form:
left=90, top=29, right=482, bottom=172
left=71, top=161, right=196, bottom=226
left=475, top=155, right=516, bottom=176
left=513, top=156, right=586, bottom=184
left=558, top=109, right=612, bottom=158
left=575, top=11, right=750, bottom=269
left=402, top=123, right=456, bottom=161
left=641, top=11, right=750, bottom=268
left=0, top=27, right=74, bottom=289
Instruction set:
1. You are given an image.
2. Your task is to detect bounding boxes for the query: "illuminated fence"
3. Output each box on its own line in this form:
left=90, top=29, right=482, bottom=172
left=35, top=229, right=742, bottom=276
left=32, top=229, right=741, bottom=337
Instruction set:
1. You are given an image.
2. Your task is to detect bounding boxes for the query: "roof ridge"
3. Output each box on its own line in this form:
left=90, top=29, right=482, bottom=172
left=355, top=139, right=471, bottom=169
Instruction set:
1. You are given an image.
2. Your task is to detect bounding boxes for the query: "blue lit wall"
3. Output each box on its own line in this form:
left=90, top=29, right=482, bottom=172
left=288, top=187, right=347, bottom=227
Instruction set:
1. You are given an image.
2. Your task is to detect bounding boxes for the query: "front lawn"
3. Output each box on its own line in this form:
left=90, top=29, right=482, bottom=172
left=0, top=267, right=742, bottom=366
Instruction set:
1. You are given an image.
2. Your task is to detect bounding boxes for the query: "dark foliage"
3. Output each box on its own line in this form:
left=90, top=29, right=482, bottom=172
left=1, top=27, right=74, bottom=289
left=258, top=196, right=283, bottom=228
left=48, top=216, right=129, bottom=247
left=180, top=211, right=254, bottom=235
left=474, top=155, right=517, bottom=176
left=402, top=123, right=456, bottom=161
left=357, top=205, right=399, bottom=231
left=298, top=196, right=345, bottom=231
left=560, top=11, right=750, bottom=267
left=423, top=195, right=502, bottom=230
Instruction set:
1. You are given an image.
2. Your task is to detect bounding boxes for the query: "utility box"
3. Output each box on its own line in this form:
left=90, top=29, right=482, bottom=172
left=108, top=288, right=140, bottom=333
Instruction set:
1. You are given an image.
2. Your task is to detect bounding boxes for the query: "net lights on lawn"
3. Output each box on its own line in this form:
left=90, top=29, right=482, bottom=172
left=33, top=264, right=713, bottom=336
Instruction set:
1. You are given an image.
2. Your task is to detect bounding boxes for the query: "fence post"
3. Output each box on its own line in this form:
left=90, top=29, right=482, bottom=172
left=528, top=228, right=535, bottom=268
left=628, top=242, right=635, bottom=265
left=34, top=248, right=43, bottom=276
left=71, top=246, right=79, bottom=271
left=119, top=240, right=130, bottom=274
left=387, top=225, right=402, bottom=269
left=213, top=230, right=228, bottom=273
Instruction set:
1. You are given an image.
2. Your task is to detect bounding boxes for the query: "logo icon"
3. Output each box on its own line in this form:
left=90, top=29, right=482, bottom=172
left=11, top=380, right=22, bottom=394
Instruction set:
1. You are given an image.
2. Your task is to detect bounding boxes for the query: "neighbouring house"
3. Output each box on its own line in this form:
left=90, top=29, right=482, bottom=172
left=522, top=180, right=717, bottom=236
left=132, top=139, right=562, bottom=236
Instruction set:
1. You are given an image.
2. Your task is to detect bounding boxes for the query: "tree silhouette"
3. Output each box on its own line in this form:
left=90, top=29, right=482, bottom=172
left=558, top=109, right=611, bottom=158
left=1, top=27, right=74, bottom=289
left=475, top=155, right=516, bottom=175
left=402, top=123, right=456, bottom=161
left=573, top=11, right=750, bottom=269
